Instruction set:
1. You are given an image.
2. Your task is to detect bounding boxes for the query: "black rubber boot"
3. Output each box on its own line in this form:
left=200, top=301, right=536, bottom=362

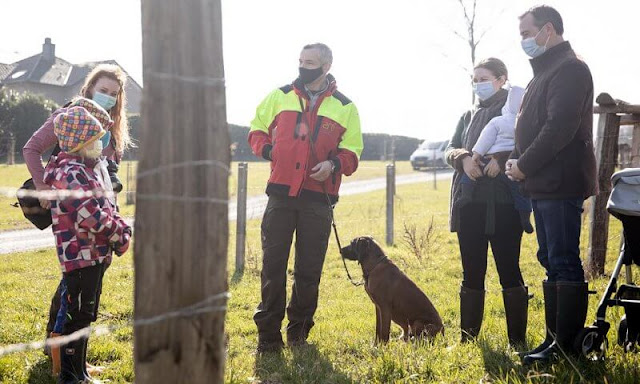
left=503, top=285, right=529, bottom=348
left=523, top=281, right=588, bottom=365
left=58, top=338, right=85, bottom=384
left=519, top=281, right=557, bottom=358
left=555, top=281, right=589, bottom=352
left=460, top=285, right=485, bottom=342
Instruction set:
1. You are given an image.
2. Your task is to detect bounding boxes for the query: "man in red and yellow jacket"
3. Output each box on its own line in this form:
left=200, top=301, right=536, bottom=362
left=248, top=43, right=363, bottom=353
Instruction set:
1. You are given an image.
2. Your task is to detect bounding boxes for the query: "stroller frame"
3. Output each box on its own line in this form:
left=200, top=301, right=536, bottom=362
left=577, top=217, right=640, bottom=360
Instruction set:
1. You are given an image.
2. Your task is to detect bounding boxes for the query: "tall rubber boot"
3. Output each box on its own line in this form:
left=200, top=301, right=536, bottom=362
left=519, top=281, right=556, bottom=358
left=50, top=332, right=62, bottom=377
left=460, top=285, right=485, bottom=342
left=503, top=285, right=529, bottom=348
left=523, top=281, right=588, bottom=365
left=58, top=338, right=85, bottom=384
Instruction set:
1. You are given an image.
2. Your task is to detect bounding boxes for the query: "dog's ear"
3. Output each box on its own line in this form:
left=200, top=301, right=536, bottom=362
left=355, top=236, right=372, bottom=257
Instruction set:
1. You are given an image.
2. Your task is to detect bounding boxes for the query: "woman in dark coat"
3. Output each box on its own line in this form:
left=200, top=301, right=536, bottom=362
left=446, top=57, right=529, bottom=347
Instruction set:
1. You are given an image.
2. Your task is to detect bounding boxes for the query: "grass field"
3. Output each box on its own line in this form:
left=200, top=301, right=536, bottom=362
left=0, top=160, right=415, bottom=232
left=1, top=178, right=638, bottom=383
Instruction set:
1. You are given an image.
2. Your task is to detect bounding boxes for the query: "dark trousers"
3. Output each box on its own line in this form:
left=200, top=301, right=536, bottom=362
left=457, top=203, right=525, bottom=290
left=46, top=280, right=64, bottom=334
left=532, top=198, right=585, bottom=282
left=61, top=263, right=106, bottom=335
left=47, top=265, right=108, bottom=334
left=253, top=194, right=332, bottom=343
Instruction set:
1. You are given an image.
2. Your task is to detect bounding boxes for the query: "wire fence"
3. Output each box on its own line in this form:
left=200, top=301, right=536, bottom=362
left=0, top=158, right=628, bottom=360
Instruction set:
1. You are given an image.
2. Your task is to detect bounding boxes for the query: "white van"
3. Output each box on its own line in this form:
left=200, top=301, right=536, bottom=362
left=409, top=140, right=449, bottom=170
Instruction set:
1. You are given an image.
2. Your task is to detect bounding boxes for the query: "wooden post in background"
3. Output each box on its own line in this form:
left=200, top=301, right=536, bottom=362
left=7, top=132, right=15, bottom=165
left=126, top=161, right=134, bottom=205
left=432, top=149, right=437, bottom=190
left=134, top=0, right=229, bottom=382
left=235, top=162, right=248, bottom=274
left=587, top=93, right=621, bottom=276
left=386, top=164, right=395, bottom=245
left=632, top=123, right=640, bottom=168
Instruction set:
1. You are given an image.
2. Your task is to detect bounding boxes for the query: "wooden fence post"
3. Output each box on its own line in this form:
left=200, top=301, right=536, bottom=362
left=587, top=94, right=621, bottom=276
left=432, top=149, right=437, bottom=190
left=236, top=162, right=248, bottom=274
left=134, top=0, right=229, bottom=382
left=386, top=164, right=395, bottom=245
left=632, top=123, right=640, bottom=168
left=7, top=133, right=15, bottom=165
left=126, top=161, right=135, bottom=205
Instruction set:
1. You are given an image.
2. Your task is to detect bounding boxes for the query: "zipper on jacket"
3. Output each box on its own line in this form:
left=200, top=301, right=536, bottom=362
left=295, top=90, right=331, bottom=197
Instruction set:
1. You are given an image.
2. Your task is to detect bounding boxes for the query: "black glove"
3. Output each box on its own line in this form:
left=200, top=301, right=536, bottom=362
left=106, top=159, right=123, bottom=193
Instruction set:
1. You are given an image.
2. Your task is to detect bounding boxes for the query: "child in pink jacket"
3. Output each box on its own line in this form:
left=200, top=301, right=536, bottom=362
left=44, top=98, right=131, bottom=383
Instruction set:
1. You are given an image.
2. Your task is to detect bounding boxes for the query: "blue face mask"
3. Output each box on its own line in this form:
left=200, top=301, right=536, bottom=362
left=473, top=81, right=497, bottom=101
left=100, top=131, right=111, bottom=149
left=521, top=28, right=550, bottom=58
left=93, top=92, right=117, bottom=110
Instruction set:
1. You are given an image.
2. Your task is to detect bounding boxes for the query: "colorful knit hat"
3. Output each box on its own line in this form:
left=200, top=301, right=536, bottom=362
left=68, top=97, right=113, bottom=130
left=54, top=106, right=106, bottom=153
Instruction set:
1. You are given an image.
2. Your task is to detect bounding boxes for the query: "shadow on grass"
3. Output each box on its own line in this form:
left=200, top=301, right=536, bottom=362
left=254, top=344, right=352, bottom=384
left=230, top=268, right=245, bottom=286
left=478, top=339, right=640, bottom=384
left=27, top=358, right=54, bottom=384
left=478, top=338, right=522, bottom=380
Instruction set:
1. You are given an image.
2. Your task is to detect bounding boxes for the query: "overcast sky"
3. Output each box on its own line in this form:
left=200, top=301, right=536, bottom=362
left=1, top=0, right=638, bottom=142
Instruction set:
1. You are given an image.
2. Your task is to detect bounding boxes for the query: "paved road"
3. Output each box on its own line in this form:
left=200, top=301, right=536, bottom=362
left=0, top=170, right=453, bottom=254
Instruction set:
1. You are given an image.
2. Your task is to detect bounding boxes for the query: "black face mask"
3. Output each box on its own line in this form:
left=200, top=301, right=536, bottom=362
left=298, top=66, right=324, bottom=85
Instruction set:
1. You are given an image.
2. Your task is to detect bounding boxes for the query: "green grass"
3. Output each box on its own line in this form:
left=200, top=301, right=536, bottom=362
left=2, top=181, right=638, bottom=383
left=0, top=160, right=414, bottom=231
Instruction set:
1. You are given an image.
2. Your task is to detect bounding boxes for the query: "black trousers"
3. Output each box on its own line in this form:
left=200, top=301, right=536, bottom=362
left=47, top=264, right=108, bottom=334
left=253, top=194, right=332, bottom=343
left=457, top=203, right=525, bottom=290
left=61, top=263, right=106, bottom=335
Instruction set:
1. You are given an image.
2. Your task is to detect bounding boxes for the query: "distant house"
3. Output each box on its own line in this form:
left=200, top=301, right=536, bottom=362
left=0, top=38, right=141, bottom=113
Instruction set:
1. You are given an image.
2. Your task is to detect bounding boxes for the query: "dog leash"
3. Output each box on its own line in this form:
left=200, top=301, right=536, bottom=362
left=298, top=96, right=363, bottom=287
left=322, top=190, right=364, bottom=287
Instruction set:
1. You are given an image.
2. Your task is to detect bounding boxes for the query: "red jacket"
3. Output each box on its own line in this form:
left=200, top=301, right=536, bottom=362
left=248, top=75, right=363, bottom=203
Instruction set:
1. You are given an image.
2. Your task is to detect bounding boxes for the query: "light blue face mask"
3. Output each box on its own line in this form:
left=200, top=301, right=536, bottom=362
left=521, top=28, right=550, bottom=58
left=473, top=81, right=497, bottom=101
left=93, top=92, right=117, bottom=111
left=100, top=131, right=111, bottom=149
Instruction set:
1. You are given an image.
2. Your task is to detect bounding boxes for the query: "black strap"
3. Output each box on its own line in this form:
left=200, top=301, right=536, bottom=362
left=51, top=144, right=61, bottom=158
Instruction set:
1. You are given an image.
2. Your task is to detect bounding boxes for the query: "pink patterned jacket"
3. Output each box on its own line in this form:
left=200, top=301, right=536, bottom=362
left=44, top=153, right=130, bottom=273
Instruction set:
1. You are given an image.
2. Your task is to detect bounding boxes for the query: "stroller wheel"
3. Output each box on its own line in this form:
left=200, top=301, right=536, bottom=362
left=575, top=326, right=608, bottom=361
left=617, top=316, right=628, bottom=347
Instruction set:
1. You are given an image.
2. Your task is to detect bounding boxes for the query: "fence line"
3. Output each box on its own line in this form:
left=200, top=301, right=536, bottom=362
left=0, top=292, right=230, bottom=358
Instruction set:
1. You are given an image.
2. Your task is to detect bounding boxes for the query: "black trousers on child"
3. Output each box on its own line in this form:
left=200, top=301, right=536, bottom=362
left=457, top=203, right=525, bottom=290
left=62, top=263, right=106, bottom=335
left=47, top=264, right=108, bottom=335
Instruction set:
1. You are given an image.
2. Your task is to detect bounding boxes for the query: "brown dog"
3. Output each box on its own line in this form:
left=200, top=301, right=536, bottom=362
left=341, top=236, right=443, bottom=343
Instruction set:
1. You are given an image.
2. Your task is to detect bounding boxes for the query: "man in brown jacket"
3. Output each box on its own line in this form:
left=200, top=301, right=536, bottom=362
left=506, top=5, right=597, bottom=364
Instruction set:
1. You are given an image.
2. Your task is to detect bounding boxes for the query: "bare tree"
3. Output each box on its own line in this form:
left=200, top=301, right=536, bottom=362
left=434, top=0, right=508, bottom=103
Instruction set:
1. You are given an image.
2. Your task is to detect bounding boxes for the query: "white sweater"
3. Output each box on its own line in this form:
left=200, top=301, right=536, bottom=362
left=472, top=86, right=525, bottom=156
